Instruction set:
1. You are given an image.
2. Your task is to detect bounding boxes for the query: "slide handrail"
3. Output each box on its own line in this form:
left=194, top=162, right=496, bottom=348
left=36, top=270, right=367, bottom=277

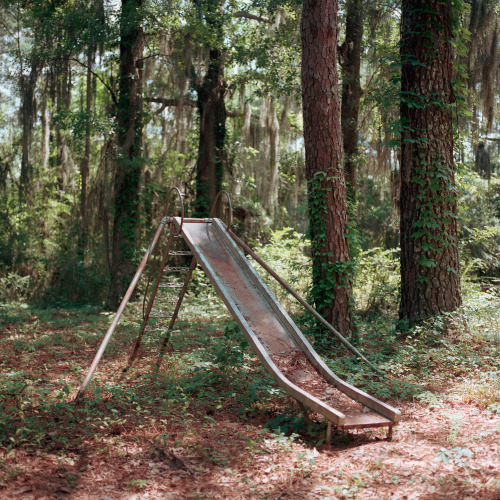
left=227, top=228, right=382, bottom=375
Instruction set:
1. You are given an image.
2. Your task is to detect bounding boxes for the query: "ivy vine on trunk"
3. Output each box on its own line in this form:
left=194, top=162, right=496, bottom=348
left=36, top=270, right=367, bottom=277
left=399, top=0, right=462, bottom=326
left=301, top=0, right=353, bottom=340
left=107, top=0, right=144, bottom=309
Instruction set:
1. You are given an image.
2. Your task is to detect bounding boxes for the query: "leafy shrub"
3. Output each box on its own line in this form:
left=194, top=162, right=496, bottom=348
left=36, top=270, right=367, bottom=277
left=248, top=228, right=311, bottom=312
left=0, top=273, right=30, bottom=302
left=353, top=247, right=400, bottom=315
left=458, top=172, right=500, bottom=279
left=459, top=372, right=500, bottom=410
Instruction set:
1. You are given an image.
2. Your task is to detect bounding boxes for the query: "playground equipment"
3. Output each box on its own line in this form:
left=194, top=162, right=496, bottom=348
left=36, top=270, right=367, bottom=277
left=76, top=189, right=400, bottom=440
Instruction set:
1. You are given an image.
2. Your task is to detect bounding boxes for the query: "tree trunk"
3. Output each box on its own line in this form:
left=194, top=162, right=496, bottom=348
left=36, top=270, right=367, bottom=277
left=340, top=0, right=363, bottom=200
left=79, top=48, right=93, bottom=258
left=264, top=97, right=280, bottom=218
left=194, top=47, right=226, bottom=217
left=301, top=0, right=353, bottom=337
left=55, top=61, right=73, bottom=192
left=19, top=58, right=40, bottom=204
left=399, top=0, right=462, bottom=325
left=41, top=77, right=50, bottom=172
left=107, top=0, right=144, bottom=308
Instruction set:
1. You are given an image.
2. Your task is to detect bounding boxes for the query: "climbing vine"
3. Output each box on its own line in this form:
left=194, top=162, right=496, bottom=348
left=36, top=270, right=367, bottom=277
left=307, top=171, right=355, bottom=346
left=399, top=0, right=463, bottom=324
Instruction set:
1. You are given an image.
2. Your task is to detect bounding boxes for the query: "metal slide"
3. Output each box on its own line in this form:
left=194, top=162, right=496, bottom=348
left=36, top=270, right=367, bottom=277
left=76, top=187, right=400, bottom=436
left=178, top=217, right=400, bottom=434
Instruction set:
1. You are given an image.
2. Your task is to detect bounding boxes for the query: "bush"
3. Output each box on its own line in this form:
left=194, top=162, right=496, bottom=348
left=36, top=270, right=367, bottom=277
left=458, top=172, right=500, bottom=280
left=354, top=247, right=400, bottom=315
left=0, top=272, right=30, bottom=302
left=249, top=228, right=311, bottom=312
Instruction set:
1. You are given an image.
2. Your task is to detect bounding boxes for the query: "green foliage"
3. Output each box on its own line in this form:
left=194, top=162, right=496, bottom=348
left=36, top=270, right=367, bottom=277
left=416, top=391, right=446, bottom=410
left=458, top=173, right=500, bottom=279
left=0, top=273, right=31, bottom=303
left=306, top=171, right=354, bottom=342
left=460, top=372, right=500, bottom=410
left=435, top=447, right=473, bottom=468
left=354, top=247, right=399, bottom=314
left=249, top=227, right=310, bottom=311
left=265, top=414, right=306, bottom=435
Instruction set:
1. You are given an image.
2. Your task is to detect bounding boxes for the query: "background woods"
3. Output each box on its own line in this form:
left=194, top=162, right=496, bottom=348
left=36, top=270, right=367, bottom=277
left=0, top=0, right=499, bottom=328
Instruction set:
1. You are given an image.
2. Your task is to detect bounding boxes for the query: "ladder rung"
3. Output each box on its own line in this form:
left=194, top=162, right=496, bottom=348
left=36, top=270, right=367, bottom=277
left=159, top=283, right=185, bottom=288
left=163, top=267, right=190, bottom=272
left=156, top=298, right=179, bottom=303
left=149, top=312, right=173, bottom=319
left=169, top=251, right=193, bottom=256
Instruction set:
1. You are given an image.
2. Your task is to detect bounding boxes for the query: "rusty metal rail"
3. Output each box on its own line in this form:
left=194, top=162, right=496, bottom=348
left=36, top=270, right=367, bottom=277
left=76, top=187, right=185, bottom=400
left=75, top=216, right=169, bottom=399
left=174, top=216, right=400, bottom=432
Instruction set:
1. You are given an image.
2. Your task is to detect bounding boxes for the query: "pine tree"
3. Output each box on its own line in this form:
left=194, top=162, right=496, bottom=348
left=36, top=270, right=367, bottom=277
left=399, top=0, right=462, bottom=325
left=301, top=0, right=353, bottom=337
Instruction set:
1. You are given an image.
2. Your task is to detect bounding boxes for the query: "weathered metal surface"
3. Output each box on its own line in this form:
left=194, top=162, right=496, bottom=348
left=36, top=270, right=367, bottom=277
left=176, top=217, right=400, bottom=429
left=228, top=229, right=382, bottom=375
left=156, top=297, right=181, bottom=303
left=149, top=312, right=173, bottom=319
left=76, top=183, right=400, bottom=430
left=209, top=190, right=233, bottom=229
left=225, top=224, right=399, bottom=423
left=342, top=414, right=391, bottom=428
left=162, top=187, right=184, bottom=235
left=125, top=230, right=177, bottom=376
left=155, top=256, right=198, bottom=368
left=223, top=225, right=399, bottom=423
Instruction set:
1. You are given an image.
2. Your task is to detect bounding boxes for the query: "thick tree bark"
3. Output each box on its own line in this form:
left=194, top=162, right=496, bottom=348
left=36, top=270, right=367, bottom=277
left=194, top=0, right=226, bottom=217
left=107, top=0, right=144, bottom=308
left=340, top=0, right=363, bottom=199
left=301, top=0, right=353, bottom=337
left=194, top=48, right=226, bottom=217
left=399, top=0, right=462, bottom=325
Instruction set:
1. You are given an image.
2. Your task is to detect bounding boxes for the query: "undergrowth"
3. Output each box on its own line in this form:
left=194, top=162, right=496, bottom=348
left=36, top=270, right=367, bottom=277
left=0, top=230, right=499, bottom=458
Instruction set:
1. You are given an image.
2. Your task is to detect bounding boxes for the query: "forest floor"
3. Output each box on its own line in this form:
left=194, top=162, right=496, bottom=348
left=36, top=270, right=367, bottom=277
left=0, top=295, right=499, bottom=499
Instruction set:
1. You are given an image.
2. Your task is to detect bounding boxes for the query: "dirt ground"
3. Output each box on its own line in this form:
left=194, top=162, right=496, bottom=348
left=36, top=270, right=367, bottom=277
left=1, top=400, right=499, bottom=499
left=0, top=307, right=499, bottom=499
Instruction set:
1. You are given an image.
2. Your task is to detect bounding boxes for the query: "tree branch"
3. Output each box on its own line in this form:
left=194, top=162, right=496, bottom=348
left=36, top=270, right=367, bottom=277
left=70, top=58, right=118, bottom=107
left=145, top=97, right=197, bottom=114
left=138, top=52, right=160, bottom=62
left=232, top=11, right=270, bottom=23
left=226, top=109, right=260, bottom=120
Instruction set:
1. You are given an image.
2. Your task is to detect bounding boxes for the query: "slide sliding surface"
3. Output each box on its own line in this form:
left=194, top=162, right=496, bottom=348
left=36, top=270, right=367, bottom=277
left=178, top=218, right=400, bottom=431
